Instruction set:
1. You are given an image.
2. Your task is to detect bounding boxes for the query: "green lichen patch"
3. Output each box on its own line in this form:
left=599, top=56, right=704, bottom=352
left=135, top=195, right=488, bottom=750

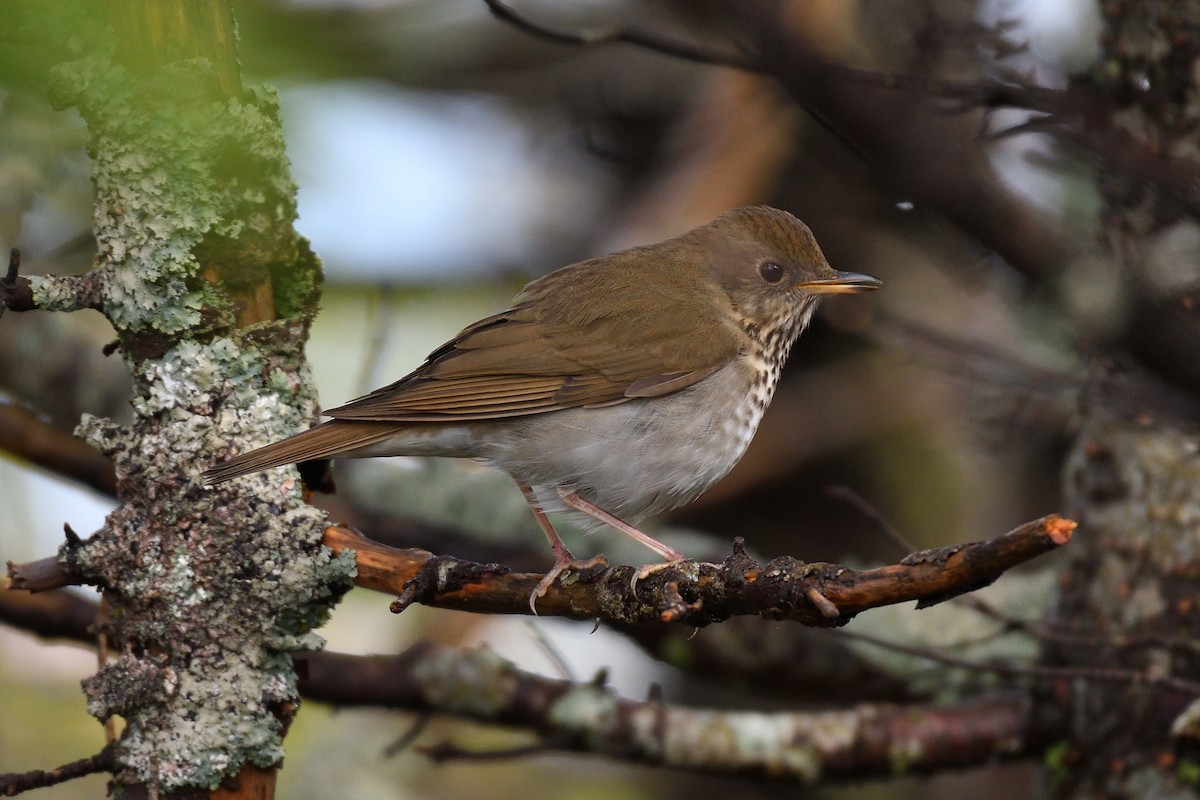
left=47, top=52, right=314, bottom=338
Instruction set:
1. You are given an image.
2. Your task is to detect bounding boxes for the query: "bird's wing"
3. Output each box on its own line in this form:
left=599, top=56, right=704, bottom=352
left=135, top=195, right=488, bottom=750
left=325, top=257, right=745, bottom=422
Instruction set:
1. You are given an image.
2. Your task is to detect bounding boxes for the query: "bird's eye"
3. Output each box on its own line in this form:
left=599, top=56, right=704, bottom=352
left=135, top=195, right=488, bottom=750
left=758, top=261, right=784, bottom=284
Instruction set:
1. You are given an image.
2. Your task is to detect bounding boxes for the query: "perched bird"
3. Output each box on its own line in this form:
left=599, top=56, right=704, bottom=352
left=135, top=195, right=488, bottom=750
left=203, top=206, right=880, bottom=609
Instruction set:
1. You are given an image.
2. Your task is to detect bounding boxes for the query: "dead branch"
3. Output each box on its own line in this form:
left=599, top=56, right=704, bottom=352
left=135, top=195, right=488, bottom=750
left=0, top=249, right=33, bottom=321
left=0, top=588, right=98, bottom=642
left=7, top=555, right=80, bottom=593
left=840, top=627, right=1200, bottom=697
left=0, top=743, right=116, bottom=797
left=480, top=0, right=758, bottom=70
left=0, top=404, right=118, bottom=496
left=6, top=524, right=87, bottom=592
left=325, top=515, right=1075, bottom=625
left=0, top=589, right=1041, bottom=783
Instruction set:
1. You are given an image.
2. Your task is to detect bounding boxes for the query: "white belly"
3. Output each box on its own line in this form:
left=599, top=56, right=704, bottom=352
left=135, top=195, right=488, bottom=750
left=478, top=358, right=771, bottom=525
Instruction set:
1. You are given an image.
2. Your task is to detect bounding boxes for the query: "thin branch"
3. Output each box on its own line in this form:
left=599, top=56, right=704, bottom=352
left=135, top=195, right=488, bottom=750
left=7, top=554, right=79, bottom=592
left=839, top=627, right=1200, bottom=697
left=0, top=743, right=116, bottom=796
left=418, top=739, right=556, bottom=764
left=523, top=619, right=578, bottom=681
left=325, top=515, right=1075, bottom=625
left=382, top=712, right=433, bottom=758
left=0, top=587, right=98, bottom=641
left=6, top=524, right=88, bottom=592
left=0, top=249, right=33, bottom=319
left=0, top=404, right=118, bottom=496
left=822, top=486, right=1200, bottom=659
left=824, top=484, right=914, bottom=556
left=958, top=594, right=1200, bottom=657
left=4, top=248, right=18, bottom=285
left=481, top=0, right=759, bottom=70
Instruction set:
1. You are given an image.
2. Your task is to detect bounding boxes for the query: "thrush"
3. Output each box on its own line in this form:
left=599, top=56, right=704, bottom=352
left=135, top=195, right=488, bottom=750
left=203, top=206, right=880, bottom=609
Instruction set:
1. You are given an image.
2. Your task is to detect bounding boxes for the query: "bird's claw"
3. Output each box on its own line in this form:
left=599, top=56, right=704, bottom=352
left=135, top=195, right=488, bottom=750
left=529, top=554, right=609, bottom=614
left=630, top=559, right=686, bottom=593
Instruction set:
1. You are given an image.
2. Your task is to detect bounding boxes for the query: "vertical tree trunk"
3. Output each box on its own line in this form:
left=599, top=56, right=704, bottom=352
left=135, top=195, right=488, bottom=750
left=1043, top=3, right=1200, bottom=797
left=22, top=2, right=352, bottom=795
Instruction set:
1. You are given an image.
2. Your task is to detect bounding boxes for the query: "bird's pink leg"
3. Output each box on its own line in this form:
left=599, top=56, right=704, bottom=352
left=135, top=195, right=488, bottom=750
left=556, top=486, right=685, bottom=560
left=555, top=486, right=686, bottom=589
left=516, top=481, right=608, bottom=613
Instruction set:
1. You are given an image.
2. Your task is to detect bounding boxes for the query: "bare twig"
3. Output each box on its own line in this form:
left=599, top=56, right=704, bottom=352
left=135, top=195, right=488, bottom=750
left=824, top=484, right=914, bottom=556
left=0, top=249, right=33, bottom=318
left=418, top=739, right=555, bottom=763
left=960, top=594, right=1200, bottom=657
left=0, top=404, right=118, bottom=496
left=481, top=0, right=759, bottom=70
left=0, top=743, right=116, bottom=796
left=523, top=620, right=577, bottom=681
left=382, top=712, right=433, bottom=758
left=326, top=515, right=1075, bottom=625
left=7, top=554, right=79, bottom=592
left=839, top=627, right=1200, bottom=696
left=4, top=248, right=18, bottom=285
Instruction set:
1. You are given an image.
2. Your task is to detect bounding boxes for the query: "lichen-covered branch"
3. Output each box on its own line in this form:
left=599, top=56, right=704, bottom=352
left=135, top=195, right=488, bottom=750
left=302, top=643, right=1039, bottom=782
left=0, top=590, right=1042, bottom=784
left=323, top=515, right=1074, bottom=625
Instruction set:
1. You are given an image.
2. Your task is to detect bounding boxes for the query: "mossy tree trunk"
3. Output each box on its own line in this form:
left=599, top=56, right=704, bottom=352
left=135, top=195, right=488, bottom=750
left=18, top=2, right=353, bottom=796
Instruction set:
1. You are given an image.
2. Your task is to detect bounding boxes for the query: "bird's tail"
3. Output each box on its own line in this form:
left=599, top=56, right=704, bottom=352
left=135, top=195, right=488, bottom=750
left=202, top=420, right=397, bottom=484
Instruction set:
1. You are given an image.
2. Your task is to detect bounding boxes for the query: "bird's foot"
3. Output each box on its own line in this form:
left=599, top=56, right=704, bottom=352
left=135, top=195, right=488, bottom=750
left=530, top=553, right=609, bottom=614
left=630, top=558, right=687, bottom=593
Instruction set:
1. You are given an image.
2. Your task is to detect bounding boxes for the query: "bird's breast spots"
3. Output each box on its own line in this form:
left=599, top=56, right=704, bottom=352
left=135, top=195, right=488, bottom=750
left=717, top=353, right=782, bottom=456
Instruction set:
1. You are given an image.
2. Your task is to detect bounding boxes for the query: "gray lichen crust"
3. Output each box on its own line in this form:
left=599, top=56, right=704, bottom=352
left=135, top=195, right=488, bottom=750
left=65, top=267, right=352, bottom=787
left=1054, top=417, right=1200, bottom=792
left=39, top=52, right=310, bottom=335
left=1063, top=419, right=1200, bottom=625
left=31, top=18, right=352, bottom=792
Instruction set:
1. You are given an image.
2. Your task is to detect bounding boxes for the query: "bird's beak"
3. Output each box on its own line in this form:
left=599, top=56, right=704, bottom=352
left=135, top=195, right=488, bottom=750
left=796, top=271, right=882, bottom=294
